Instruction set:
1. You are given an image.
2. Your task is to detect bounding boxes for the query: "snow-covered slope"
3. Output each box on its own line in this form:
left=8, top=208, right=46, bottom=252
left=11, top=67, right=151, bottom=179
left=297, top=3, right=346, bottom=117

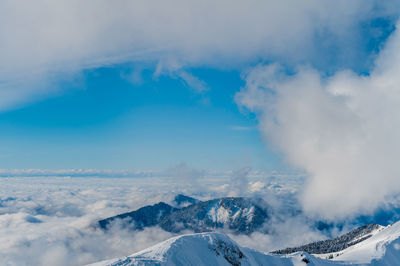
left=277, top=220, right=400, bottom=265
left=329, top=220, right=400, bottom=264
left=87, top=232, right=330, bottom=266
left=274, top=224, right=384, bottom=256
left=89, top=220, right=400, bottom=266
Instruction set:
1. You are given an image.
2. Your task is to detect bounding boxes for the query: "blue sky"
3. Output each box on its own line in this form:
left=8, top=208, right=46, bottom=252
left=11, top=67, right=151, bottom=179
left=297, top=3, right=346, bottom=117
left=0, top=66, right=284, bottom=171
left=0, top=1, right=399, bottom=173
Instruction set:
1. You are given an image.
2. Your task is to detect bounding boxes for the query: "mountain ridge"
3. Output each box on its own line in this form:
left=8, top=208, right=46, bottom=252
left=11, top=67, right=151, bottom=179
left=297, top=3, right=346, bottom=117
left=272, top=223, right=384, bottom=256
left=98, top=196, right=269, bottom=234
left=87, top=232, right=318, bottom=266
left=89, top=220, right=400, bottom=266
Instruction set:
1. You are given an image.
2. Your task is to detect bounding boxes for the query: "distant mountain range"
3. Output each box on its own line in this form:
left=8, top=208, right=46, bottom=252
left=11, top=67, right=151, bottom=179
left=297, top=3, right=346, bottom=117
left=98, top=195, right=269, bottom=234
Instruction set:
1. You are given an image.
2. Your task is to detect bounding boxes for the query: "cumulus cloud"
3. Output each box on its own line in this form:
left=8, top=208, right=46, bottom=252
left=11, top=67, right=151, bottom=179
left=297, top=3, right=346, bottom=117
left=0, top=0, right=397, bottom=109
left=236, top=21, right=400, bottom=219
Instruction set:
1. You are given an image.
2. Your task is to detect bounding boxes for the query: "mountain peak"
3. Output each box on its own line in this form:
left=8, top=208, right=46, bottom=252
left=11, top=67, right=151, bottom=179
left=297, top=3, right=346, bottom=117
left=172, top=194, right=201, bottom=207
left=87, top=232, right=313, bottom=266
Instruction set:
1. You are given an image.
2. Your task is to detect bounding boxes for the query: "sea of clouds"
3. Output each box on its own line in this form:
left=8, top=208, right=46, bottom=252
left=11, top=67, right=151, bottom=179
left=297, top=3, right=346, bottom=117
left=0, top=168, right=319, bottom=266
left=2, top=166, right=400, bottom=266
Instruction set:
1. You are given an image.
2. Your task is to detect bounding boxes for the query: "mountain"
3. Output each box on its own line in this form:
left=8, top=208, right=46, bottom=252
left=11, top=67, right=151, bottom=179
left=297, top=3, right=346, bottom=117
left=172, top=194, right=201, bottom=207
left=273, top=223, right=384, bottom=256
left=159, top=197, right=268, bottom=234
left=89, top=220, right=400, bottom=266
left=98, top=196, right=269, bottom=234
left=273, top=220, right=400, bottom=264
left=327, top=220, right=400, bottom=264
left=99, top=202, right=176, bottom=230
left=87, top=232, right=320, bottom=266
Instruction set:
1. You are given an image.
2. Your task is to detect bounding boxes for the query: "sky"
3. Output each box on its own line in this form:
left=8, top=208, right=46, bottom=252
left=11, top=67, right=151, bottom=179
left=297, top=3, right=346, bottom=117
left=5, top=3, right=400, bottom=265
left=0, top=0, right=396, bottom=172
left=2, top=1, right=400, bottom=218
left=0, top=66, right=277, bottom=171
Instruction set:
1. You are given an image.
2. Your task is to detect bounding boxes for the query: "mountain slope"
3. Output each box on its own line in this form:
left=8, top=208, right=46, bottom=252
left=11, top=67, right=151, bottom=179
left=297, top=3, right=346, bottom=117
left=273, top=223, right=384, bottom=255
left=159, top=197, right=268, bottom=234
left=98, top=202, right=176, bottom=230
left=275, top=220, right=400, bottom=265
left=89, top=221, right=400, bottom=266
left=172, top=194, right=201, bottom=207
left=98, top=196, right=269, bottom=234
left=87, top=232, right=328, bottom=266
left=330, top=220, right=400, bottom=264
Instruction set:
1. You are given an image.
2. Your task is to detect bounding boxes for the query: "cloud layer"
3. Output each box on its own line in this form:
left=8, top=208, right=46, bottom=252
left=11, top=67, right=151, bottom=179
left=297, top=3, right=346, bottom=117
left=236, top=21, right=400, bottom=219
left=0, top=172, right=309, bottom=266
left=2, top=169, right=399, bottom=265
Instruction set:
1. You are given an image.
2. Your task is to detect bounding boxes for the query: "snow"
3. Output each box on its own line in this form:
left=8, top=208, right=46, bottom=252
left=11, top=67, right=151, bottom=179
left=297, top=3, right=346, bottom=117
left=207, top=201, right=256, bottom=225
left=88, top=220, right=400, bottom=266
left=310, top=220, right=400, bottom=265
left=331, top=221, right=400, bottom=264
left=208, top=206, right=231, bottom=224
left=87, top=232, right=335, bottom=266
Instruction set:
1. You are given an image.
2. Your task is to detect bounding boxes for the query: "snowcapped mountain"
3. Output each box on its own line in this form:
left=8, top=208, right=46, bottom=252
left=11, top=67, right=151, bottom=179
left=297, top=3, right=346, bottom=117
left=328, top=220, right=400, bottom=264
left=87, top=232, right=319, bottom=266
left=90, top=221, right=400, bottom=265
left=98, top=196, right=269, bottom=234
left=159, top=197, right=268, bottom=234
left=275, top=220, right=400, bottom=265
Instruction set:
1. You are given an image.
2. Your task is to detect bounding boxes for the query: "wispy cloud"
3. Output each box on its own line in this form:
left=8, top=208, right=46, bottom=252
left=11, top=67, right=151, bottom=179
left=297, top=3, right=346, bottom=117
left=0, top=0, right=395, bottom=109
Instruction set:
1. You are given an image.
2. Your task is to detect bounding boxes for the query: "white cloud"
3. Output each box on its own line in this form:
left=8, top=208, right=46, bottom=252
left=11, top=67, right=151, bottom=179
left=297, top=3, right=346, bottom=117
left=236, top=21, right=400, bottom=219
left=0, top=172, right=307, bottom=265
left=0, top=0, right=395, bottom=109
left=0, top=177, right=179, bottom=266
left=3, top=171, right=394, bottom=265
